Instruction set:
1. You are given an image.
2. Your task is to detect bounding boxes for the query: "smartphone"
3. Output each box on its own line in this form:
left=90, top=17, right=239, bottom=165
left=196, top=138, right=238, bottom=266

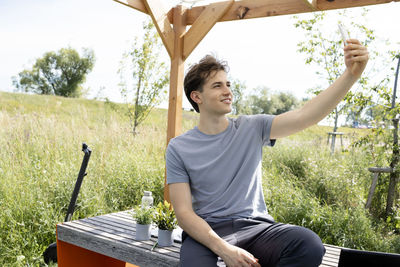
left=338, top=23, right=349, bottom=45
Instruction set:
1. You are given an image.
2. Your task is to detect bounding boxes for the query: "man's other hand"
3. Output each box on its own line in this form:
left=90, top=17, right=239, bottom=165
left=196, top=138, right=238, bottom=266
left=219, top=243, right=261, bottom=267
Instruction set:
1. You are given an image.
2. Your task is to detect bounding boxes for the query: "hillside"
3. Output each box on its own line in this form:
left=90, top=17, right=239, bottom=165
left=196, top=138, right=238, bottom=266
left=0, top=91, right=399, bottom=266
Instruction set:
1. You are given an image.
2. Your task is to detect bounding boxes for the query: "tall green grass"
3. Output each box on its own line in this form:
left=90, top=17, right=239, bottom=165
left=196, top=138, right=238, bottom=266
left=0, top=92, right=171, bottom=266
left=262, top=141, right=399, bottom=252
left=0, top=91, right=399, bottom=266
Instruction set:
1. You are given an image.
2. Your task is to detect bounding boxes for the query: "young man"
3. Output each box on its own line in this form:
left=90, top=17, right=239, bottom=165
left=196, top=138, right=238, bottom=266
left=166, top=39, right=369, bottom=267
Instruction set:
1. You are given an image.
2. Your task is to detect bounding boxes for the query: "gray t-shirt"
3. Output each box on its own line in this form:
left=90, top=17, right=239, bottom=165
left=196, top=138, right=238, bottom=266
left=166, top=114, right=275, bottom=223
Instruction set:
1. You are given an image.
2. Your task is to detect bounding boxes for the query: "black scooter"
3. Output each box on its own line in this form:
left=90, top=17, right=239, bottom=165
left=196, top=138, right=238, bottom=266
left=43, top=143, right=91, bottom=264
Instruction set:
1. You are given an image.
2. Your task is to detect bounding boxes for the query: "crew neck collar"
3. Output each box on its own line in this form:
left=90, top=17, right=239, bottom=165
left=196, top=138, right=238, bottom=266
left=194, top=118, right=232, bottom=137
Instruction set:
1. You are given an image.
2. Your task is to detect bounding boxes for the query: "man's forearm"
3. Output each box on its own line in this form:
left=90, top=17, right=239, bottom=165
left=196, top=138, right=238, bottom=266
left=297, top=69, right=358, bottom=128
left=271, top=69, right=358, bottom=139
left=270, top=39, right=368, bottom=139
left=169, top=182, right=260, bottom=266
left=176, top=210, right=229, bottom=255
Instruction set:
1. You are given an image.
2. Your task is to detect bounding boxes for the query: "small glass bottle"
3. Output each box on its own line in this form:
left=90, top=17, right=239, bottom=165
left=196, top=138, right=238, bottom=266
left=141, top=191, right=153, bottom=208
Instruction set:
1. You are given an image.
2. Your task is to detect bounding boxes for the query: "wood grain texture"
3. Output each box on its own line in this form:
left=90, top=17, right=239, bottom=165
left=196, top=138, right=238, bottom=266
left=314, top=0, right=400, bottom=11
left=368, top=167, right=394, bottom=173
left=182, top=0, right=315, bottom=24
left=183, top=0, right=234, bottom=59
left=164, top=5, right=187, bottom=202
left=57, top=210, right=180, bottom=267
left=143, top=0, right=175, bottom=58
left=57, top=210, right=341, bottom=267
left=113, top=0, right=148, bottom=14
left=176, top=0, right=400, bottom=25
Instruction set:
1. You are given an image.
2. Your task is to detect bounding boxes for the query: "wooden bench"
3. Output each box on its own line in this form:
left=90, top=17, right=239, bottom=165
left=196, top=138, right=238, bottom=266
left=57, top=209, right=342, bottom=267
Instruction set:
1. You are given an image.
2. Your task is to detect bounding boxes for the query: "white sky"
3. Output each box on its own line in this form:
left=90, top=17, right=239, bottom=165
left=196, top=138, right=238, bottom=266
left=1, top=0, right=399, bottom=110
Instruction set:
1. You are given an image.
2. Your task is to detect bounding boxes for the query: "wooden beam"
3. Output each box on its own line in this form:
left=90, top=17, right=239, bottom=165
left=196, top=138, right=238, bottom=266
left=177, top=0, right=400, bottom=25
left=164, top=5, right=187, bottom=202
left=180, top=0, right=316, bottom=25
left=116, top=0, right=400, bottom=26
left=315, top=0, right=400, bottom=11
left=143, top=0, right=175, bottom=58
left=113, top=0, right=148, bottom=14
left=304, top=0, right=317, bottom=11
left=183, top=0, right=234, bottom=59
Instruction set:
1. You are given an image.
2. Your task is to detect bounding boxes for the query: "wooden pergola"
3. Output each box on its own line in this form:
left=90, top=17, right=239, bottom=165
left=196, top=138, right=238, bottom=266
left=114, top=0, right=399, bottom=200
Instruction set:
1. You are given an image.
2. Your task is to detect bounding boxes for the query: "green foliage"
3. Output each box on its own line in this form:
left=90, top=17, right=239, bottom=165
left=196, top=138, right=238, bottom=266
left=153, top=201, right=177, bottom=231
left=132, top=206, right=154, bottom=225
left=2, top=91, right=400, bottom=266
left=229, top=78, right=248, bottom=115
left=119, top=19, right=169, bottom=134
left=227, top=78, right=300, bottom=116
left=104, top=167, right=164, bottom=211
left=12, top=47, right=95, bottom=98
left=242, top=86, right=299, bottom=115
left=351, top=114, right=400, bottom=218
left=263, top=137, right=398, bottom=252
left=0, top=91, right=166, bottom=266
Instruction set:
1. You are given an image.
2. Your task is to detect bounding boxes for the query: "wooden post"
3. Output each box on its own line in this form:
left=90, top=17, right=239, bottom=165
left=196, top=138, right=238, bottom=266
left=164, top=5, right=186, bottom=202
left=365, top=172, right=380, bottom=209
left=366, top=167, right=393, bottom=210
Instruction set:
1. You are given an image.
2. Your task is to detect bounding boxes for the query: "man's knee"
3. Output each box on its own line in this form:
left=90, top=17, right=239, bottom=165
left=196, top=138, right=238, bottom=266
left=286, top=226, right=325, bottom=266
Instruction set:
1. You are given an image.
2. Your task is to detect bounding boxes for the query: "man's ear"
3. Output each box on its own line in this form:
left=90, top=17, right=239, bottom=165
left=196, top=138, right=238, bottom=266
left=190, top=91, right=202, bottom=104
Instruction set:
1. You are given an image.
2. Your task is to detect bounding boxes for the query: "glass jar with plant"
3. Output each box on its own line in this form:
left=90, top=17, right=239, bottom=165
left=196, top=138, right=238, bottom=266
left=153, top=201, right=178, bottom=247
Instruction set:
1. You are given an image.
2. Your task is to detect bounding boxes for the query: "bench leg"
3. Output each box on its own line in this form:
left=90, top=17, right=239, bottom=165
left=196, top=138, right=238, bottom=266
left=57, top=239, right=139, bottom=267
left=365, top=173, right=380, bottom=209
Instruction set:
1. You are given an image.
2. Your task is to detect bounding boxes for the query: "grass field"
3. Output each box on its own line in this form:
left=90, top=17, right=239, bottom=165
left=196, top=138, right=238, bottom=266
left=0, top=91, right=399, bottom=266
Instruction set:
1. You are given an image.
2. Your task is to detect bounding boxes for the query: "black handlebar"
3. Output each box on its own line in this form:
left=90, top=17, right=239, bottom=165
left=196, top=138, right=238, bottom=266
left=64, top=143, right=91, bottom=222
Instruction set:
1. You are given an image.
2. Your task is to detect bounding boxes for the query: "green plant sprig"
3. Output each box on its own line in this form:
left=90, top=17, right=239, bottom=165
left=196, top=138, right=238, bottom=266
left=132, top=206, right=154, bottom=225
left=153, top=201, right=177, bottom=231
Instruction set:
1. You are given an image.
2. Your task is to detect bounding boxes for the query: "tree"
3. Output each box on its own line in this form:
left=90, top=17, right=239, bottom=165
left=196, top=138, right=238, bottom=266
left=294, top=9, right=395, bottom=151
left=244, top=86, right=299, bottom=115
left=229, top=78, right=248, bottom=115
left=13, top=47, right=95, bottom=97
left=385, top=55, right=400, bottom=217
left=352, top=54, right=400, bottom=222
left=119, top=20, right=169, bottom=135
left=272, top=91, right=299, bottom=115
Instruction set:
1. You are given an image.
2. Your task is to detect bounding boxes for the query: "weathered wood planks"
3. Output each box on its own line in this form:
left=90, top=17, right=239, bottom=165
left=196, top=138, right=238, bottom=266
left=57, top=210, right=340, bottom=267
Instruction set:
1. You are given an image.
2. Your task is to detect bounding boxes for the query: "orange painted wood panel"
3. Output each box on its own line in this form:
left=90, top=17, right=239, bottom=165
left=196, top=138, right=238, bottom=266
left=57, top=239, right=139, bottom=267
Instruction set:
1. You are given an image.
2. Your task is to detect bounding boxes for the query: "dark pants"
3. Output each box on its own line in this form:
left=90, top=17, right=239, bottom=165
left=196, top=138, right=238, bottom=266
left=180, top=217, right=325, bottom=267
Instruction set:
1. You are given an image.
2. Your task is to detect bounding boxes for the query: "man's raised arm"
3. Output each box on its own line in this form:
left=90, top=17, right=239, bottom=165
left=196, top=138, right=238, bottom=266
left=270, top=39, right=369, bottom=140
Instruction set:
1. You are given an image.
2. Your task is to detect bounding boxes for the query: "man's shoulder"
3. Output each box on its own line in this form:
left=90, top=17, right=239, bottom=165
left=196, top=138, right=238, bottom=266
left=168, top=128, right=197, bottom=147
left=232, top=114, right=274, bottom=127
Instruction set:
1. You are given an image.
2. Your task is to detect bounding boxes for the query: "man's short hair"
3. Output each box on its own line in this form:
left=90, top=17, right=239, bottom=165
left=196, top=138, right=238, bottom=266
left=184, top=55, right=229, bottom=113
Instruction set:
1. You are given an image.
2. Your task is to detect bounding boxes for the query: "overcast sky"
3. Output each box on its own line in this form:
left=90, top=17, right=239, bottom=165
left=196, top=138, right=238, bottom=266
left=1, top=0, right=399, bottom=109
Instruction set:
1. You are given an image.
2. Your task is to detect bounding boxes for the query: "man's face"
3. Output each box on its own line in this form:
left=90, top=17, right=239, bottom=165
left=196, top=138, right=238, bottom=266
left=194, top=70, right=233, bottom=115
